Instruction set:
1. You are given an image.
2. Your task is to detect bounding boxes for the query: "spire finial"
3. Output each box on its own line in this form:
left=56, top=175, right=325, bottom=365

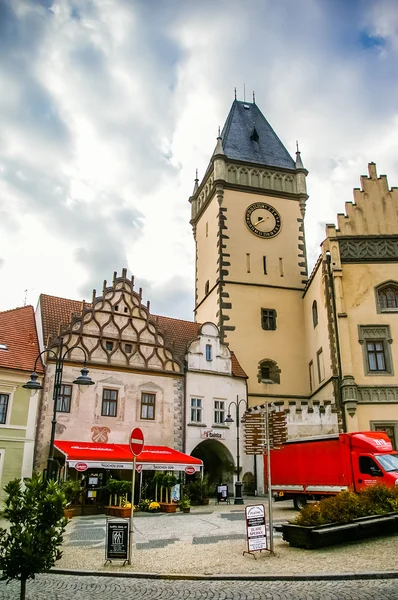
left=218, top=126, right=221, bottom=138
left=234, top=87, right=237, bottom=100
left=193, top=169, right=199, bottom=194
left=243, top=83, right=246, bottom=102
left=295, top=140, right=304, bottom=169
left=253, top=91, right=256, bottom=104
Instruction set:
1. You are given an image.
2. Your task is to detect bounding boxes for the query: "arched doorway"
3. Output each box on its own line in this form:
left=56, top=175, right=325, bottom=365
left=191, top=440, right=235, bottom=491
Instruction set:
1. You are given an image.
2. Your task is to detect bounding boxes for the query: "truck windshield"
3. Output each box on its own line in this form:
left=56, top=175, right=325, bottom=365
left=376, top=453, right=398, bottom=472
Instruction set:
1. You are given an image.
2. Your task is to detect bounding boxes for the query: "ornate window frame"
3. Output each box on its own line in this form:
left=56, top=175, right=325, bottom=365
left=358, top=325, right=394, bottom=376
left=375, top=281, right=398, bottom=314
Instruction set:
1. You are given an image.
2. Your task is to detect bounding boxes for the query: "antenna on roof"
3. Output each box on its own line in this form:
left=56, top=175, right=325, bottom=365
left=234, top=87, right=237, bottom=100
left=243, top=83, right=246, bottom=102
left=23, top=289, right=27, bottom=307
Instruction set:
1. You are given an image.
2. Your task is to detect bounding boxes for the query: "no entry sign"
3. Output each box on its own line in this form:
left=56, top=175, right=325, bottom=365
left=129, top=427, right=144, bottom=457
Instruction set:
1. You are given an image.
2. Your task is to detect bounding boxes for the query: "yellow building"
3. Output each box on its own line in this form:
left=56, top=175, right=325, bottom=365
left=191, top=99, right=398, bottom=447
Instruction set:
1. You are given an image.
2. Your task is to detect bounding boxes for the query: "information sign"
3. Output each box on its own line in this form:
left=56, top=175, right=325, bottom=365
left=244, top=504, right=267, bottom=554
left=105, top=519, right=129, bottom=562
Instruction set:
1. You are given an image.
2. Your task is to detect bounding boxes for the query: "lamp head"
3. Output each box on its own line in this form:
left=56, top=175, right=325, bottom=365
left=22, top=372, right=43, bottom=395
left=73, top=364, right=95, bottom=392
left=224, top=414, right=234, bottom=423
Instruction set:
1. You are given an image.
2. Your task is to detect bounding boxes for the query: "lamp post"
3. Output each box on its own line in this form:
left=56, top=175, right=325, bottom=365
left=225, top=395, right=248, bottom=505
left=23, top=339, right=95, bottom=480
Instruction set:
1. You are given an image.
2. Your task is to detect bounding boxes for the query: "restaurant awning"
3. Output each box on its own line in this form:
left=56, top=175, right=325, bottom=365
left=54, top=441, right=203, bottom=473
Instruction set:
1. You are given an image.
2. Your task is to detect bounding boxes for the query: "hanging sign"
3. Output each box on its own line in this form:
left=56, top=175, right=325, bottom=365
left=244, top=504, right=267, bottom=554
left=105, top=519, right=129, bottom=562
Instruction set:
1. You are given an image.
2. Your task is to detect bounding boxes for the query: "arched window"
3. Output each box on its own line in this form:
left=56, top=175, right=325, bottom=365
left=258, top=359, right=281, bottom=384
left=377, top=283, right=398, bottom=311
left=312, top=300, right=318, bottom=327
left=205, top=280, right=209, bottom=295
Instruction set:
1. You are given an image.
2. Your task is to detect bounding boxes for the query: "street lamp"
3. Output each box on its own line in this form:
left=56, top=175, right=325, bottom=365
left=225, top=395, right=248, bottom=505
left=23, top=340, right=95, bottom=480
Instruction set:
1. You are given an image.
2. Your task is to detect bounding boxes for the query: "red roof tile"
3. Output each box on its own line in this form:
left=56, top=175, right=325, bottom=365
left=0, top=306, right=43, bottom=373
left=39, top=294, right=247, bottom=378
left=40, top=294, right=84, bottom=345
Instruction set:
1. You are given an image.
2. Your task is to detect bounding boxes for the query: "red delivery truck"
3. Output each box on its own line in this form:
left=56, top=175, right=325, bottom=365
left=265, top=431, right=398, bottom=509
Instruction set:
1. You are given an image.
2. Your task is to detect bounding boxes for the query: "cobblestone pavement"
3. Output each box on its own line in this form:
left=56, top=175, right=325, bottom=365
left=0, top=574, right=398, bottom=599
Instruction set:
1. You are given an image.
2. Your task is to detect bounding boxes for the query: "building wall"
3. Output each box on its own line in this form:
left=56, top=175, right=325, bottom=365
left=0, top=369, right=41, bottom=498
left=34, top=362, right=183, bottom=471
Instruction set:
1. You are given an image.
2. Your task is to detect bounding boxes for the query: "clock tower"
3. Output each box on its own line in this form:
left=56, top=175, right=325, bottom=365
left=189, top=99, right=310, bottom=406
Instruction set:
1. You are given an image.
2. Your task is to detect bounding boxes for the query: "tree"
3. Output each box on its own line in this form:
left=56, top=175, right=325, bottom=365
left=0, top=473, right=67, bottom=600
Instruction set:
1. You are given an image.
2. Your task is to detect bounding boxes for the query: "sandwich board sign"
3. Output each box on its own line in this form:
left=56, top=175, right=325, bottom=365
left=105, top=518, right=129, bottom=565
left=243, top=504, right=267, bottom=556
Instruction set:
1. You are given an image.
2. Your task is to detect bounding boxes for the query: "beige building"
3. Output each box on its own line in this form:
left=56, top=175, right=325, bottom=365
left=190, top=98, right=398, bottom=446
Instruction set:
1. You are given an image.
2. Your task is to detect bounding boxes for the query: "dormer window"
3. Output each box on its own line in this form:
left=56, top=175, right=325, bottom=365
left=206, top=344, right=212, bottom=361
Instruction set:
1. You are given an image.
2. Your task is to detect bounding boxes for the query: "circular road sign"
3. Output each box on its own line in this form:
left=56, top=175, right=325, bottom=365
left=185, top=466, right=196, bottom=475
left=130, top=427, right=144, bottom=457
left=136, top=464, right=143, bottom=473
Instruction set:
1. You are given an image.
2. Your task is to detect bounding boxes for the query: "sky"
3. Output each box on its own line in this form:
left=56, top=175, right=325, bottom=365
left=1, top=0, right=398, bottom=320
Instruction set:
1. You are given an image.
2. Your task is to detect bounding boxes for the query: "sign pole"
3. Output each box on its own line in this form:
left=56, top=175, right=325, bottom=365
left=266, top=402, right=274, bottom=554
left=128, top=456, right=136, bottom=565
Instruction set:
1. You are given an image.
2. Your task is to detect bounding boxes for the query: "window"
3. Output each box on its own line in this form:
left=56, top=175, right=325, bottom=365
left=205, top=280, right=209, bottom=295
left=102, top=389, right=118, bottom=417
left=316, top=348, right=325, bottom=383
left=359, top=456, right=382, bottom=477
left=263, top=256, right=267, bottom=275
left=261, top=309, right=277, bottom=330
left=246, top=253, right=250, bottom=273
left=206, top=222, right=208, bottom=237
left=206, top=344, right=212, bottom=361
left=358, top=325, right=393, bottom=376
left=190, top=398, right=202, bottom=422
left=309, top=361, right=314, bottom=392
left=114, top=305, right=119, bottom=311
left=0, top=394, right=9, bottom=424
left=105, top=341, right=114, bottom=351
left=214, top=400, right=225, bottom=424
left=141, top=393, right=155, bottom=420
left=377, top=283, right=398, bottom=311
left=312, top=300, right=318, bottom=328
left=258, top=359, right=281, bottom=384
left=125, top=343, right=132, bottom=354
left=56, top=384, right=72, bottom=413
left=366, top=341, right=386, bottom=372
left=279, top=257, right=284, bottom=277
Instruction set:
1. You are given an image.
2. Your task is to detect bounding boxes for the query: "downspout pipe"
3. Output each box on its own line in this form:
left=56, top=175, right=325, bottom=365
left=326, top=251, right=347, bottom=433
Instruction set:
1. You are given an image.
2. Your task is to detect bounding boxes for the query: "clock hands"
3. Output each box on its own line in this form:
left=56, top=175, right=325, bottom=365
left=254, top=215, right=270, bottom=227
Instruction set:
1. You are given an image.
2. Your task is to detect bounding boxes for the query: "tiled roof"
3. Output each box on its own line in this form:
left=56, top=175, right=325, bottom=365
left=0, top=306, right=43, bottom=373
left=221, top=100, right=296, bottom=170
left=38, top=294, right=247, bottom=378
left=40, top=294, right=84, bottom=345
left=151, top=314, right=201, bottom=364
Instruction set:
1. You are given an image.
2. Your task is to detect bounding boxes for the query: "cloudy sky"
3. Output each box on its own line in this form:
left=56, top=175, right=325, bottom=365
left=1, top=0, right=398, bottom=320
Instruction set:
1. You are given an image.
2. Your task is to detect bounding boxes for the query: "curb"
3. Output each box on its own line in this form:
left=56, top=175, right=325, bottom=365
left=50, top=568, right=398, bottom=581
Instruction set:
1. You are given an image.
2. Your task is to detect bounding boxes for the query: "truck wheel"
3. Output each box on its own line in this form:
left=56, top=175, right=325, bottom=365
left=293, top=495, right=307, bottom=510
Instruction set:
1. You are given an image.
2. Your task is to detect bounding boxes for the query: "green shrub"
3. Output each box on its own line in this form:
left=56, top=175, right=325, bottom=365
left=60, top=479, right=81, bottom=505
left=294, top=484, right=398, bottom=527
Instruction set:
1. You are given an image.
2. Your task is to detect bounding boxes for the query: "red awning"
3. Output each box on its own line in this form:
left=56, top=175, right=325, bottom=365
left=54, top=441, right=202, bottom=472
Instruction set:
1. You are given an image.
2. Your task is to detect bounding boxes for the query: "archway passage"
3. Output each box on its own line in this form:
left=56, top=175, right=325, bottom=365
left=191, top=440, right=235, bottom=493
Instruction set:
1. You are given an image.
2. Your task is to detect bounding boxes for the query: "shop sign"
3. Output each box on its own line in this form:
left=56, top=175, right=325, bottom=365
left=200, top=429, right=225, bottom=440
left=105, top=519, right=129, bottom=562
left=244, top=504, right=267, bottom=553
left=75, top=462, right=88, bottom=472
left=185, top=466, right=196, bottom=475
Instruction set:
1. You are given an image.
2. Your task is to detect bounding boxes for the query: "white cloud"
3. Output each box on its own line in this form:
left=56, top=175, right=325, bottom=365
left=1, top=0, right=398, bottom=321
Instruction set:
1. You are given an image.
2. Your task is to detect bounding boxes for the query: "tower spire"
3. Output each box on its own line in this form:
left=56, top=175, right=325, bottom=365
left=213, top=127, right=225, bottom=157
left=193, top=169, right=199, bottom=194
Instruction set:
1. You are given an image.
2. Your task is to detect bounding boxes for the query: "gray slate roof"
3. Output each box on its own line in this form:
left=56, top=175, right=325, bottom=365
left=220, top=100, right=295, bottom=170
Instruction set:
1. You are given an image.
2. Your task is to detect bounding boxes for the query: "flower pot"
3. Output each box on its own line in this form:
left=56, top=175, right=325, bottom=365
left=182, top=507, right=190, bottom=513
left=64, top=508, right=74, bottom=520
left=106, top=506, right=131, bottom=518
left=281, top=512, right=398, bottom=549
left=159, top=502, right=177, bottom=513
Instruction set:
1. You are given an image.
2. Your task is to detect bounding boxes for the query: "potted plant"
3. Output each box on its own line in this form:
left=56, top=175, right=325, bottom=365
left=106, top=479, right=132, bottom=517
left=180, top=496, right=191, bottom=513
left=60, top=478, right=82, bottom=518
left=280, top=484, right=398, bottom=549
left=157, top=472, right=178, bottom=512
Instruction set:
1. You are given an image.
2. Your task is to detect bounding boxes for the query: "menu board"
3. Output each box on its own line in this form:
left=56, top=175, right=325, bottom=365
left=244, top=504, right=267, bottom=553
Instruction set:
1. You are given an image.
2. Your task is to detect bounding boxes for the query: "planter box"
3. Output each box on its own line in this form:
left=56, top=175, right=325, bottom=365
left=281, top=513, right=398, bottom=549
left=159, top=502, right=177, bottom=513
left=105, top=506, right=131, bottom=518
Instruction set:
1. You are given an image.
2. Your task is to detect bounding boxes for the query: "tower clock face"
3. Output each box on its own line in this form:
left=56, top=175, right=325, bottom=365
left=245, top=202, right=282, bottom=238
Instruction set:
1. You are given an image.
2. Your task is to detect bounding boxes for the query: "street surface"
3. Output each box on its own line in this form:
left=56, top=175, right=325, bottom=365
left=0, top=573, right=397, bottom=599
